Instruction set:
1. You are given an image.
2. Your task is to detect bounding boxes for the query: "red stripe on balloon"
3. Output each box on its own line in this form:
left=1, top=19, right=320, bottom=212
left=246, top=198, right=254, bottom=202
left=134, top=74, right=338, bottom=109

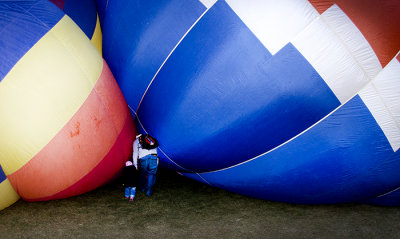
left=30, top=114, right=136, bottom=201
left=8, top=60, right=136, bottom=200
left=308, top=0, right=400, bottom=68
left=49, top=0, right=65, bottom=9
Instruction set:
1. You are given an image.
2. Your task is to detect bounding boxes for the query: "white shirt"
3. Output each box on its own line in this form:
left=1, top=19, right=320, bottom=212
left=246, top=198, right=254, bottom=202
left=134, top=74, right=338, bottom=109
left=132, top=137, right=158, bottom=168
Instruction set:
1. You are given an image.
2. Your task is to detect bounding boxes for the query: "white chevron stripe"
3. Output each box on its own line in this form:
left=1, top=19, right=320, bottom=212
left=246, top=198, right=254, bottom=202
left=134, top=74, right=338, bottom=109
left=292, top=5, right=375, bottom=104
left=360, top=55, right=400, bottom=152
left=226, top=0, right=318, bottom=54
left=199, top=0, right=217, bottom=8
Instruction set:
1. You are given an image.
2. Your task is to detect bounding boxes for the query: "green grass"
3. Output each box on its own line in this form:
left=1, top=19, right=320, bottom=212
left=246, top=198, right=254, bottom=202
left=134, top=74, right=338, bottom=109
left=1, top=168, right=400, bottom=238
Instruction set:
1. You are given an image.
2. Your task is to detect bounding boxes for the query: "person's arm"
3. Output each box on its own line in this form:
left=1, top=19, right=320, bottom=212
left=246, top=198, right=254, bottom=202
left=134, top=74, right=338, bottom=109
left=156, top=148, right=159, bottom=165
left=132, top=138, right=139, bottom=169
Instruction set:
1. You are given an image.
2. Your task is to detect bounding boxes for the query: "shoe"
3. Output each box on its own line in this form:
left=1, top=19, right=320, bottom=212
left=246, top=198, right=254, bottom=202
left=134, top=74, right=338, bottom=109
left=145, top=190, right=152, bottom=197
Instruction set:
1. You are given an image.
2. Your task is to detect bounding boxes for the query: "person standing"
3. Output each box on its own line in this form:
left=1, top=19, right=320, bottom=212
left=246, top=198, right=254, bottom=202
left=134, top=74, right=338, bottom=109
left=132, top=134, right=159, bottom=197
left=122, top=160, right=137, bottom=202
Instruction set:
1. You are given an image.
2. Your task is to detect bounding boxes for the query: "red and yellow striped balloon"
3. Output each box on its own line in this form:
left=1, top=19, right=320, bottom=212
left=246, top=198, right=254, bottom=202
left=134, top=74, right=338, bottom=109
left=0, top=0, right=135, bottom=209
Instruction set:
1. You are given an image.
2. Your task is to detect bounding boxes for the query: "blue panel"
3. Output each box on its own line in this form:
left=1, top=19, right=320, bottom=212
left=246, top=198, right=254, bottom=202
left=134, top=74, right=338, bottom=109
left=135, top=116, right=187, bottom=171
left=63, top=0, right=97, bottom=38
left=0, top=165, right=6, bottom=183
left=102, top=0, right=206, bottom=111
left=183, top=96, right=400, bottom=204
left=158, top=149, right=189, bottom=171
left=0, top=0, right=64, bottom=82
left=363, top=187, right=400, bottom=206
left=94, top=0, right=107, bottom=28
left=137, top=0, right=340, bottom=172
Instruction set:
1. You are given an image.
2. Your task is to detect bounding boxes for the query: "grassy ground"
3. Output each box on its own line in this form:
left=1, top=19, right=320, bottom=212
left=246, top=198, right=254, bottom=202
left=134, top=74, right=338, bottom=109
left=1, top=168, right=400, bottom=239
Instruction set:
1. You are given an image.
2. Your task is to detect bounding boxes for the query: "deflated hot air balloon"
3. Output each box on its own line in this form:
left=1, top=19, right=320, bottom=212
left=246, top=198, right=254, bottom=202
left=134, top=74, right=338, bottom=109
left=0, top=0, right=136, bottom=210
left=100, top=0, right=400, bottom=204
left=50, top=0, right=102, bottom=54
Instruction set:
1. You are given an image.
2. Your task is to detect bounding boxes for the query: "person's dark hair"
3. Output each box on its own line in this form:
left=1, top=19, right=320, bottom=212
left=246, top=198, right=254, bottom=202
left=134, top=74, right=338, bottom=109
left=139, top=134, right=159, bottom=149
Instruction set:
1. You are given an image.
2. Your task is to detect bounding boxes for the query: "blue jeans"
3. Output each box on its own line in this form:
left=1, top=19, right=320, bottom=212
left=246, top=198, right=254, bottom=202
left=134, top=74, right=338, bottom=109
left=139, top=154, right=158, bottom=196
left=139, top=154, right=158, bottom=175
left=124, top=187, right=136, bottom=198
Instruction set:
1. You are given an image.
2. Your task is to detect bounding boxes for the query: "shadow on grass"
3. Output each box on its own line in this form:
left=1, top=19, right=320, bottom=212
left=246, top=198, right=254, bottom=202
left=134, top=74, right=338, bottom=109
left=1, top=168, right=400, bottom=239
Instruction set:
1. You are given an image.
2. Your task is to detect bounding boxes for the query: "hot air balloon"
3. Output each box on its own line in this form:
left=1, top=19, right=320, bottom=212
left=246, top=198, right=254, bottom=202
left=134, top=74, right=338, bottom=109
left=50, top=0, right=102, bottom=54
left=0, top=0, right=136, bottom=210
left=100, top=0, right=400, bottom=204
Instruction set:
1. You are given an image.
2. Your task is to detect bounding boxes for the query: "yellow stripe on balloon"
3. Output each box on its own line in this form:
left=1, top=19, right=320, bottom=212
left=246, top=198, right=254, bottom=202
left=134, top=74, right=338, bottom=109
left=0, top=15, right=103, bottom=175
left=91, top=14, right=103, bottom=55
left=0, top=179, right=20, bottom=210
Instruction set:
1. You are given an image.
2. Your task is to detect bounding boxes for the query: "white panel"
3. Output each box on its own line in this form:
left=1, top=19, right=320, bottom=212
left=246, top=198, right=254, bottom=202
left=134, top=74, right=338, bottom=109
left=291, top=11, right=370, bottom=104
left=373, top=58, right=400, bottom=121
left=225, top=0, right=319, bottom=54
left=322, top=5, right=382, bottom=79
left=199, top=0, right=217, bottom=8
left=359, top=57, right=400, bottom=152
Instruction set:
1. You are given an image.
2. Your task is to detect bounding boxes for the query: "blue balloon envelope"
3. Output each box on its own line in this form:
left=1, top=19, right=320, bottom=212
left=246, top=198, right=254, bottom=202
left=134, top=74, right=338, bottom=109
left=100, top=0, right=400, bottom=204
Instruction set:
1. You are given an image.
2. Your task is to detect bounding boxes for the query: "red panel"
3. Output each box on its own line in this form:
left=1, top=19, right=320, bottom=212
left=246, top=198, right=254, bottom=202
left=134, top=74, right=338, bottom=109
left=397, top=54, right=400, bottom=63
left=30, top=114, right=136, bottom=201
left=308, top=0, right=400, bottom=67
left=49, top=0, right=65, bottom=9
left=8, top=61, right=136, bottom=200
left=93, top=61, right=129, bottom=131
